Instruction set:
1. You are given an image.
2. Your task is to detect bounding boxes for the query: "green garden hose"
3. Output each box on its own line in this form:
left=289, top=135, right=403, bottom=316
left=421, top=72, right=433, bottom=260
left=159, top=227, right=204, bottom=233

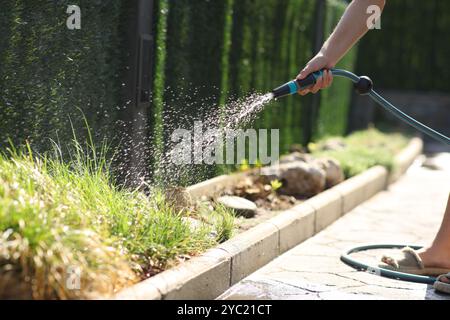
left=272, top=70, right=449, bottom=284
left=272, top=68, right=450, bottom=146
left=341, top=244, right=436, bottom=285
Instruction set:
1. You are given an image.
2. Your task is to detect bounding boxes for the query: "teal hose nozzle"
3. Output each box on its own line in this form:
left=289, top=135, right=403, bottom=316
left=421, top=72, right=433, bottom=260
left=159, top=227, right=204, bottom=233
left=272, top=69, right=374, bottom=98
left=272, top=70, right=324, bottom=99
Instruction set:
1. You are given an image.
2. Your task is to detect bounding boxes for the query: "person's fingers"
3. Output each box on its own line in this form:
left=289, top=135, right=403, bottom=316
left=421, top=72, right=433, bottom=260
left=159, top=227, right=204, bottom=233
left=323, top=70, right=330, bottom=87
left=297, top=64, right=315, bottom=94
left=298, top=71, right=328, bottom=95
left=310, top=74, right=324, bottom=94
left=327, top=70, right=333, bottom=88
left=296, top=64, right=313, bottom=80
left=323, top=70, right=333, bottom=88
left=298, top=88, right=310, bottom=96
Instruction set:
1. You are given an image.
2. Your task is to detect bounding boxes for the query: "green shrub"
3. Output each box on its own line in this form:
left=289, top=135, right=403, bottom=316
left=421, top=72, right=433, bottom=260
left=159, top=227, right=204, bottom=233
left=356, top=0, right=450, bottom=92
left=312, top=128, right=408, bottom=178
left=0, top=0, right=357, bottom=183
left=314, top=0, right=358, bottom=139
left=0, top=138, right=235, bottom=299
left=0, top=1, right=127, bottom=152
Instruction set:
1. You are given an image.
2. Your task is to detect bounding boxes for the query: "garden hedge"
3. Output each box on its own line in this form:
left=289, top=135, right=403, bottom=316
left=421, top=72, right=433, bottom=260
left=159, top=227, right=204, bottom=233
left=0, top=0, right=128, bottom=154
left=0, top=0, right=356, bottom=184
left=315, top=0, right=357, bottom=139
left=355, top=0, right=450, bottom=92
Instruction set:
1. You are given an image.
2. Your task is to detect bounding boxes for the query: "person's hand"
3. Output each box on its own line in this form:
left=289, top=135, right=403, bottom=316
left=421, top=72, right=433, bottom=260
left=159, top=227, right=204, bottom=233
left=296, top=52, right=335, bottom=95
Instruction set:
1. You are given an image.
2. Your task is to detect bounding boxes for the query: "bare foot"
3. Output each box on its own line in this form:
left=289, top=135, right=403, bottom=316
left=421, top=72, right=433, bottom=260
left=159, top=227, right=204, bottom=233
left=417, top=246, right=450, bottom=281
left=441, top=276, right=450, bottom=283
left=417, top=247, right=450, bottom=269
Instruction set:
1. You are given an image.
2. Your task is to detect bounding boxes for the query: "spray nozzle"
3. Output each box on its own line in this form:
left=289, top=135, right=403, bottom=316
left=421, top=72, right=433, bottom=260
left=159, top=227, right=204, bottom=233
left=272, top=70, right=324, bottom=99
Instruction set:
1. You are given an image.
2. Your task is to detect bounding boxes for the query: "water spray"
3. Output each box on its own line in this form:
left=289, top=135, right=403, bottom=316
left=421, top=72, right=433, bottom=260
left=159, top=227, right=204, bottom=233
left=272, top=68, right=450, bottom=146
left=272, top=69, right=450, bottom=285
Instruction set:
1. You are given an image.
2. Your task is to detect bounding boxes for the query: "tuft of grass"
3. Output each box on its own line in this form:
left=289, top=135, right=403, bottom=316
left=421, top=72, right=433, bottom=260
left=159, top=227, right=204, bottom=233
left=312, top=128, right=409, bottom=178
left=207, top=204, right=235, bottom=243
left=0, top=139, right=235, bottom=299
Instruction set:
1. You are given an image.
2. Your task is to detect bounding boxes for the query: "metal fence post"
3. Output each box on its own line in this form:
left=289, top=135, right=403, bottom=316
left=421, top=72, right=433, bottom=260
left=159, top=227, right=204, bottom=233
left=119, top=0, right=154, bottom=186
left=303, top=0, right=325, bottom=144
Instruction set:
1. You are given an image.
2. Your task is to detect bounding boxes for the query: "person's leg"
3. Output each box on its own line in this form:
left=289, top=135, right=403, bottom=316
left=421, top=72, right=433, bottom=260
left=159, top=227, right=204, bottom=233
left=418, top=194, right=450, bottom=269
left=430, top=193, right=450, bottom=249
left=380, top=194, right=450, bottom=283
left=418, top=194, right=450, bottom=282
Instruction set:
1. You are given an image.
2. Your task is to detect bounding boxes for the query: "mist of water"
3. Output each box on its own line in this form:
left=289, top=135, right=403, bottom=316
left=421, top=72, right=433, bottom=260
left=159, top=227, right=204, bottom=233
left=2, top=80, right=275, bottom=190
left=154, top=92, right=275, bottom=186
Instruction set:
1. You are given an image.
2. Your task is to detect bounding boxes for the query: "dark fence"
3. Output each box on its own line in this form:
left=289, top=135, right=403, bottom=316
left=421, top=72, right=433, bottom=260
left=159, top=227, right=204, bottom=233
left=0, top=0, right=356, bottom=184
left=356, top=0, right=450, bottom=92
left=0, top=0, right=128, bottom=152
left=352, top=0, right=450, bottom=136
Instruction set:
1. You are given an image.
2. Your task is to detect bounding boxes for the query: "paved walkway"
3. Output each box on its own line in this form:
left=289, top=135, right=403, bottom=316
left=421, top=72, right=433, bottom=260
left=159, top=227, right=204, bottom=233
left=219, top=153, right=450, bottom=300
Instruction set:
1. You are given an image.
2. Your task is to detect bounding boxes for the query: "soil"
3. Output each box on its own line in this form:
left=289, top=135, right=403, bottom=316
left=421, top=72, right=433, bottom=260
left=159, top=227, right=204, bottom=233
left=221, top=174, right=306, bottom=211
left=216, top=173, right=309, bottom=232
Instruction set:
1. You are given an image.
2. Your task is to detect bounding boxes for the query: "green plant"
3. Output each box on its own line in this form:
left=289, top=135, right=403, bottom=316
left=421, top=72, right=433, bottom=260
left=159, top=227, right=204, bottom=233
left=314, top=0, right=358, bottom=139
left=1, top=0, right=356, bottom=183
left=238, top=159, right=250, bottom=171
left=0, top=136, right=234, bottom=299
left=312, top=128, right=408, bottom=178
left=0, top=1, right=126, bottom=153
left=356, top=0, right=450, bottom=93
left=195, top=200, right=236, bottom=242
left=208, top=204, right=235, bottom=243
left=152, top=0, right=169, bottom=177
left=270, top=179, right=283, bottom=192
left=254, top=159, right=263, bottom=169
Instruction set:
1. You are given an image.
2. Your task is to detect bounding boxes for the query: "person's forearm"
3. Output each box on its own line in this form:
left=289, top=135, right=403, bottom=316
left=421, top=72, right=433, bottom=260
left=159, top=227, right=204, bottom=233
left=321, top=0, right=386, bottom=66
left=296, top=0, right=386, bottom=93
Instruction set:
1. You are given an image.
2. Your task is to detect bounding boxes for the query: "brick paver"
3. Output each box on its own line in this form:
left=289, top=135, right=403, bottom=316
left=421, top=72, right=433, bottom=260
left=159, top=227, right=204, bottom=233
left=218, top=153, right=450, bottom=300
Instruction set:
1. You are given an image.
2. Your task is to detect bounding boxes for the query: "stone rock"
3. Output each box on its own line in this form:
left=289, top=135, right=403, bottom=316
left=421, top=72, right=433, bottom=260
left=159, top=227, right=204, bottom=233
left=289, top=144, right=308, bottom=153
left=279, top=152, right=314, bottom=164
left=164, top=187, right=192, bottom=212
left=314, top=158, right=344, bottom=188
left=259, top=165, right=281, bottom=181
left=216, top=196, right=257, bottom=218
left=320, top=139, right=346, bottom=151
left=261, top=161, right=326, bottom=197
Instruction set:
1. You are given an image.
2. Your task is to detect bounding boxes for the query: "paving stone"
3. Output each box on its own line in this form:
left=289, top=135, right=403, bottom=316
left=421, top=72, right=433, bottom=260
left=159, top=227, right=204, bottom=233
left=218, top=222, right=279, bottom=285
left=128, top=248, right=231, bottom=300
left=268, top=203, right=315, bottom=254
left=218, top=156, right=450, bottom=300
left=304, top=189, right=342, bottom=232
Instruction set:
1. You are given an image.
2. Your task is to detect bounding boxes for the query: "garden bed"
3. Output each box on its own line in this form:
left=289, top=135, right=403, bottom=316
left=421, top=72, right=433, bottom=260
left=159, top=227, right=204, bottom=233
left=0, top=129, right=420, bottom=300
left=189, top=129, right=410, bottom=233
left=114, top=131, right=422, bottom=300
